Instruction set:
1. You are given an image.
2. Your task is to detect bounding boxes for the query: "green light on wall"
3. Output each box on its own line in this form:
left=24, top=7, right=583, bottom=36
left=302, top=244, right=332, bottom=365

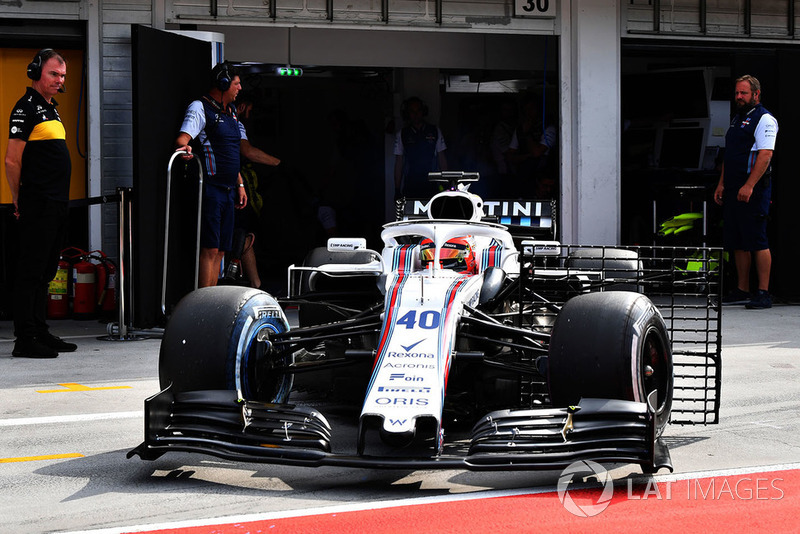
left=276, top=67, right=303, bottom=77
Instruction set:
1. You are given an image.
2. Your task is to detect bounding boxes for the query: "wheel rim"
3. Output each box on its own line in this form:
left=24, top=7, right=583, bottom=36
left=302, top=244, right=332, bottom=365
left=641, top=325, right=671, bottom=415
left=238, top=321, right=292, bottom=402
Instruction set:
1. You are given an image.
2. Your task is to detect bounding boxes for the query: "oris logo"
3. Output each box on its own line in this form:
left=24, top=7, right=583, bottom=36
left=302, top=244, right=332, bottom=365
left=375, top=397, right=429, bottom=406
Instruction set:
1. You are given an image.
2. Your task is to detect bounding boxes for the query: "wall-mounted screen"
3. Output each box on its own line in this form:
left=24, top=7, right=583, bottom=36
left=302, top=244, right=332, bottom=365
left=658, top=126, right=706, bottom=169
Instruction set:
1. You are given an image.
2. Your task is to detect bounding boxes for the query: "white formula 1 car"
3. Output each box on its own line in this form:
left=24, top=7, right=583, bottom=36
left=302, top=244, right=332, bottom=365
left=130, top=172, right=721, bottom=473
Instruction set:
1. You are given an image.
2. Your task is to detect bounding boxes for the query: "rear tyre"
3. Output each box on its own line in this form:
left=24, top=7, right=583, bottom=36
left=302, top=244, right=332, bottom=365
left=547, top=291, right=673, bottom=436
left=159, top=286, right=292, bottom=402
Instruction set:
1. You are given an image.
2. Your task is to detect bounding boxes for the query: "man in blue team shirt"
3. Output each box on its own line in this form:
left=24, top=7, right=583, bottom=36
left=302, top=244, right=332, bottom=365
left=393, top=96, right=448, bottom=200
left=714, top=75, right=778, bottom=309
left=175, top=62, right=280, bottom=287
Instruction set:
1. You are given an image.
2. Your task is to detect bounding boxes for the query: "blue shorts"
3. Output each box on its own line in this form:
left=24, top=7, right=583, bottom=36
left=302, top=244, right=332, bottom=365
left=201, top=183, right=237, bottom=251
left=722, top=187, right=770, bottom=252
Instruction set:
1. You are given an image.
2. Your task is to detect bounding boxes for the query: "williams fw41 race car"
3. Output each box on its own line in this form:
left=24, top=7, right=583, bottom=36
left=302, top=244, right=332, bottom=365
left=129, top=172, right=722, bottom=474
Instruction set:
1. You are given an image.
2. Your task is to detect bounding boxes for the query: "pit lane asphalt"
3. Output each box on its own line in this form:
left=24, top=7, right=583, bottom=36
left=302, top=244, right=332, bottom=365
left=1, top=304, right=799, bottom=534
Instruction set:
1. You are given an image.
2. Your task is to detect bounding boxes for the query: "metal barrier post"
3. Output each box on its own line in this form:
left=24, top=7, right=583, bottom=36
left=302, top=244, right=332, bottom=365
left=100, top=187, right=149, bottom=341
left=118, top=187, right=129, bottom=338
left=161, top=150, right=203, bottom=317
left=101, top=150, right=201, bottom=341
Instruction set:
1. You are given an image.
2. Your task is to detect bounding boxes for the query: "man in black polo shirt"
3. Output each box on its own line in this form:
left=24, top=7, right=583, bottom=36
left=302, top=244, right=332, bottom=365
left=4, top=48, right=77, bottom=358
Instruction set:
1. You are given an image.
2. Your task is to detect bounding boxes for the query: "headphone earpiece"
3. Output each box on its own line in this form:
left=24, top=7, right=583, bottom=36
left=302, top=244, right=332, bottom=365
left=215, top=65, right=232, bottom=92
left=27, top=48, right=53, bottom=82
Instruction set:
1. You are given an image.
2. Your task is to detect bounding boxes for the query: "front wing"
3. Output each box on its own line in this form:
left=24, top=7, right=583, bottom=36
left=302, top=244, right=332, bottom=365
left=127, top=388, right=671, bottom=472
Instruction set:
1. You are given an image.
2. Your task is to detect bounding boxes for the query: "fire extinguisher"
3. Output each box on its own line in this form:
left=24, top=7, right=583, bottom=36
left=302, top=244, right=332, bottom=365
left=47, top=257, right=70, bottom=319
left=56, top=247, right=86, bottom=318
left=89, top=250, right=117, bottom=317
left=72, top=253, right=97, bottom=319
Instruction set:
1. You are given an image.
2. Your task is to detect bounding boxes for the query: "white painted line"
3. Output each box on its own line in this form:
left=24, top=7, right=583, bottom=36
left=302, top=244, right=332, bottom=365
left=61, top=462, right=800, bottom=534
left=0, top=411, right=141, bottom=427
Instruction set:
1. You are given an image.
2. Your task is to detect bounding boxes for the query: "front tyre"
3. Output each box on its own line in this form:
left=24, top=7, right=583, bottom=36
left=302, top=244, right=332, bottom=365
left=547, top=291, right=673, bottom=436
left=159, top=286, right=292, bottom=403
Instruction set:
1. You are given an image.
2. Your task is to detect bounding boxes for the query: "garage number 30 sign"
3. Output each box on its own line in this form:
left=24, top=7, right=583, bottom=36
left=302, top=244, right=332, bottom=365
left=515, top=0, right=555, bottom=17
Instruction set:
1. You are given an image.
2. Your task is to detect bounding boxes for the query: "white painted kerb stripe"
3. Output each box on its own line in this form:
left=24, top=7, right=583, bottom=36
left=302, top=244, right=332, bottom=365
left=0, top=411, right=141, bottom=427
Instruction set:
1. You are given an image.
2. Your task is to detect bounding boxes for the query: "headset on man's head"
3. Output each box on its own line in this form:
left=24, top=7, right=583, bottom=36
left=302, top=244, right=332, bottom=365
left=27, top=48, right=56, bottom=81
left=211, top=62, right=236, bottom=92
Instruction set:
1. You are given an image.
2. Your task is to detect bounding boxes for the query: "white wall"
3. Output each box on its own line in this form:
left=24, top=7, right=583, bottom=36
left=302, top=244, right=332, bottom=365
left=560, top=0, right=621, bottom=245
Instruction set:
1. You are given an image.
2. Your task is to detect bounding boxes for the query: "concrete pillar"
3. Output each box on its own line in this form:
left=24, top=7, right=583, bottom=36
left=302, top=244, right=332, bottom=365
left=559, top=0, right=621, bottom=245
left=86, top=0, right=102, bottom=252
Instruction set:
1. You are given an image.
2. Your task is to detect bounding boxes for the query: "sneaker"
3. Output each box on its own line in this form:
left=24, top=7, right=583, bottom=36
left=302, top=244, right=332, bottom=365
left=12, top=338, right=58, bottom=359
left=38, top=332, right=78, bottom=352
left=746, top=290, right=772, bottom=309
left=722, top=288, right=751, bottom=305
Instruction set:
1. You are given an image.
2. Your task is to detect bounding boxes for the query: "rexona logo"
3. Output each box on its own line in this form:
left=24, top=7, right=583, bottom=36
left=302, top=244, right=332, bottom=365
left=401, top=339, right=425, bottom=351
left=386, top=352, right=435, bottom=359
left=557, top=460, right=614, bottom=517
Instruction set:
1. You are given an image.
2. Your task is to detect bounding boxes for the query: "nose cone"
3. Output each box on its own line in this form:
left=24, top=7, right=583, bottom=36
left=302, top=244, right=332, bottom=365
left=379, top=426, right=416, bottom=448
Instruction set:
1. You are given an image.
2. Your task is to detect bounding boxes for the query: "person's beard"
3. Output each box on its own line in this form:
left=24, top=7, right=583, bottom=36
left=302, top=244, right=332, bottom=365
left=736, top=98, right=756, bottom=115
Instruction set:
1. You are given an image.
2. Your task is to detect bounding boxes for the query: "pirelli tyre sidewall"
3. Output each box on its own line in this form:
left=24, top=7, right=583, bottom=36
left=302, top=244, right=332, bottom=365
left=159, top=286, right=291, bottom=402
left=547, top=291, right=673, bottom=436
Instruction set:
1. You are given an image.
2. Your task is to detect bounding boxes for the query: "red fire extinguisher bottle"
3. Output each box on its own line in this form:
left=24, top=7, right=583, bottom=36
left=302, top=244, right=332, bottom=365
left=89, top=250, right=117, bottom=317
left=47, top=258, right=69, bottom=319
left=101, top=257, right=117, bottom=314
left=72, top=254, right=97, bottom=319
